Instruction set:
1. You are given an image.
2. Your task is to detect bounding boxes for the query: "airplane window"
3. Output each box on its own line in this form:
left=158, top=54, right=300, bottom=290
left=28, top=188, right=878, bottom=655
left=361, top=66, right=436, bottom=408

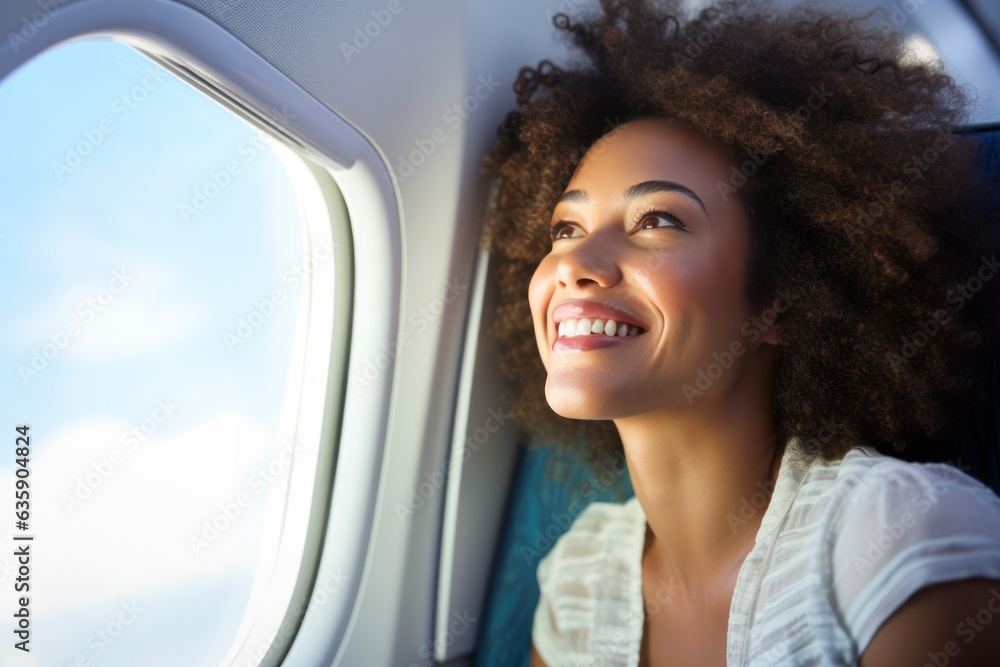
left=0, top=39, right=335, bottom=666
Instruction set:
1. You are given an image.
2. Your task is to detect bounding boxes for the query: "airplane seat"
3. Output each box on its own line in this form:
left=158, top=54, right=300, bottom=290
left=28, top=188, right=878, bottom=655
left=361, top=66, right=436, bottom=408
left=473, top=126, right=1000, bottom=667
left=893, top=125, right=1000, bottom=493
left=474, top=435, right=633, bottom=667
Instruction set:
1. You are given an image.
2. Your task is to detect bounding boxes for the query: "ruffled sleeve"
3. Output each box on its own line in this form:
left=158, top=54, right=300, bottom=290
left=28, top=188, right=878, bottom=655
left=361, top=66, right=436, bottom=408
left=830, top=460, right=1000, bottom=655
left=530, top=498, right=645, bottom=667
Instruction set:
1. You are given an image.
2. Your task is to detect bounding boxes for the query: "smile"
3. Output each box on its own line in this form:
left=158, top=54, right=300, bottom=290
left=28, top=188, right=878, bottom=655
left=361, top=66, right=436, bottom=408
left=558, top=317, right=644, bottom=338
left=553, top=317, right=648, bottom=352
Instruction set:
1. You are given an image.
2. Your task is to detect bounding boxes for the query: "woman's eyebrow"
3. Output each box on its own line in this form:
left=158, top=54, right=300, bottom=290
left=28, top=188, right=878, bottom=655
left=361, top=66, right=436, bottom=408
left=624, top=180, right=707, bottom=213
left=555, top=180, right=708, bottom=213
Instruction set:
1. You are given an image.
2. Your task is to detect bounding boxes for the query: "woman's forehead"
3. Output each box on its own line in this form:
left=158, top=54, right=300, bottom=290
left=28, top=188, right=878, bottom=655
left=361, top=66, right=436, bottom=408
left=564, top=117, right=737, bottom=208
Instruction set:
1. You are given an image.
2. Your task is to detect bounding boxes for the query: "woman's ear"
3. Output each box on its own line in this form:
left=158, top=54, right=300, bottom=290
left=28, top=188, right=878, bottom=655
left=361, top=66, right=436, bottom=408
left=751, top=319, right=780, bottom=347
left=759, top=324, right=781, bottom=347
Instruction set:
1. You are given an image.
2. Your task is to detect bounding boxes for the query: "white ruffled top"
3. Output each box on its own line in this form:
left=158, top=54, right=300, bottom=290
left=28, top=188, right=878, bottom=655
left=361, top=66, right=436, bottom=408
left=532, top=438, right=1000, bottom=666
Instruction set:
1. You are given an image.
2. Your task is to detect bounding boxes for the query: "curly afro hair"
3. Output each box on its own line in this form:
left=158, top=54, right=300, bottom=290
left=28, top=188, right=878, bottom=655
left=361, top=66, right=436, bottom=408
left=479, top=0, right=1000, bottom=470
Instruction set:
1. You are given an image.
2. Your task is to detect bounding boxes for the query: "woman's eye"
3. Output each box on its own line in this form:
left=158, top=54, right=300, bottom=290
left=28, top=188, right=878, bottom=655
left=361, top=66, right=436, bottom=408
left=636, top=210, right=685, bottom=231
left=549, top=222, right=577, bottom=241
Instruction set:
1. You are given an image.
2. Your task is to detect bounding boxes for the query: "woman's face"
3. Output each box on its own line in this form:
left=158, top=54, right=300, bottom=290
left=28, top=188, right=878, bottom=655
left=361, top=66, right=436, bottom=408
left=528, top=117, right=775, bottom=420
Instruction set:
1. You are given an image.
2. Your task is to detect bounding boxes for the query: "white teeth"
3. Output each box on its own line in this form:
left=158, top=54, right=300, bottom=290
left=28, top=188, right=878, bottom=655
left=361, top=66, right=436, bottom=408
left=556, top=318, right=644, bottom=338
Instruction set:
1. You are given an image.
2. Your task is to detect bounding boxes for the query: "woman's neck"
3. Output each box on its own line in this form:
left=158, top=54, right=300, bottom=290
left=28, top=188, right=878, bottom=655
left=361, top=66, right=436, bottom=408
left=616, top=348, right=783, bottom=603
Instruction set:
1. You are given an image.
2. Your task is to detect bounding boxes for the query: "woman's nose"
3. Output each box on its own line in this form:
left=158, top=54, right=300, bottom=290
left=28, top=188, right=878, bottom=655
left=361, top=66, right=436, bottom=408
left=554, top=232, right=623, bottom=290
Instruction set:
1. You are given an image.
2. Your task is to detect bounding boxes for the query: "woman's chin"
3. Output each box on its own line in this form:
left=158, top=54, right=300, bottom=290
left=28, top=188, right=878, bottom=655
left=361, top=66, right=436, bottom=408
left=544, top=383, right=619, bottom=421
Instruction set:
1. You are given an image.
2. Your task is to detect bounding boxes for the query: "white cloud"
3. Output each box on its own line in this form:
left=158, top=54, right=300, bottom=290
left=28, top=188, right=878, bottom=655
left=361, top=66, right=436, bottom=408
left=12, top=261, right=203, bottom=361
left=1, top=411, right=282, bottom=616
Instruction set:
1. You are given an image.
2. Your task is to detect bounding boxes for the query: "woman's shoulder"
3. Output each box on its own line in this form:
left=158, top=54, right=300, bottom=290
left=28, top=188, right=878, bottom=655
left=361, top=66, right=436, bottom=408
left=815, top=445, right=1000, bottom=567
left=822, top=445, right=1000, bottom=516
left=815, top=446, right=1000, bottom=655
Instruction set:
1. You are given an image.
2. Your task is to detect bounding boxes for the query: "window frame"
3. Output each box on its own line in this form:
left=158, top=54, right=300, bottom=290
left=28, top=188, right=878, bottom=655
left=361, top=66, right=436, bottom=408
left=0, top=1, right=402, bottom=665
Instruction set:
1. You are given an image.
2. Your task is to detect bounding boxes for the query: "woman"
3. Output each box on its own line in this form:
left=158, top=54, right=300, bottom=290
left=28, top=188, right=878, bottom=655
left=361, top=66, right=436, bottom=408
left=480, top=0, right=1000, bottom=665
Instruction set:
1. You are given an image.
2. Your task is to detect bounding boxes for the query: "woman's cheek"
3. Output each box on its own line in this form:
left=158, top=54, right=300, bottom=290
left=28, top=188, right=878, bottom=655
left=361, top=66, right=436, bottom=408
left=527, top=263, right=553, bottom=364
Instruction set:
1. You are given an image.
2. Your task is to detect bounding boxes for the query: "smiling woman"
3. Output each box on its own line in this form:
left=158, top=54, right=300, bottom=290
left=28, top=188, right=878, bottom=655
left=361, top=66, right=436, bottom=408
left=530, top=118, right=765, bottom=424
left=480, top=0, right=1000, bottom=665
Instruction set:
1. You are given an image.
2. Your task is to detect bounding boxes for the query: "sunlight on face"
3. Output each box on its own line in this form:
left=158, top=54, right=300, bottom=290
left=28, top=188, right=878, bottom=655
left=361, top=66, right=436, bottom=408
left=527, top=117, right=772, bottom=420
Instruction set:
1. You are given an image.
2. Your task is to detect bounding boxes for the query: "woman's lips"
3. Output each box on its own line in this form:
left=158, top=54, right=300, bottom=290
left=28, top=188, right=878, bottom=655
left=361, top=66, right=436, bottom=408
left=551, top=299, right=648, bottom=332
